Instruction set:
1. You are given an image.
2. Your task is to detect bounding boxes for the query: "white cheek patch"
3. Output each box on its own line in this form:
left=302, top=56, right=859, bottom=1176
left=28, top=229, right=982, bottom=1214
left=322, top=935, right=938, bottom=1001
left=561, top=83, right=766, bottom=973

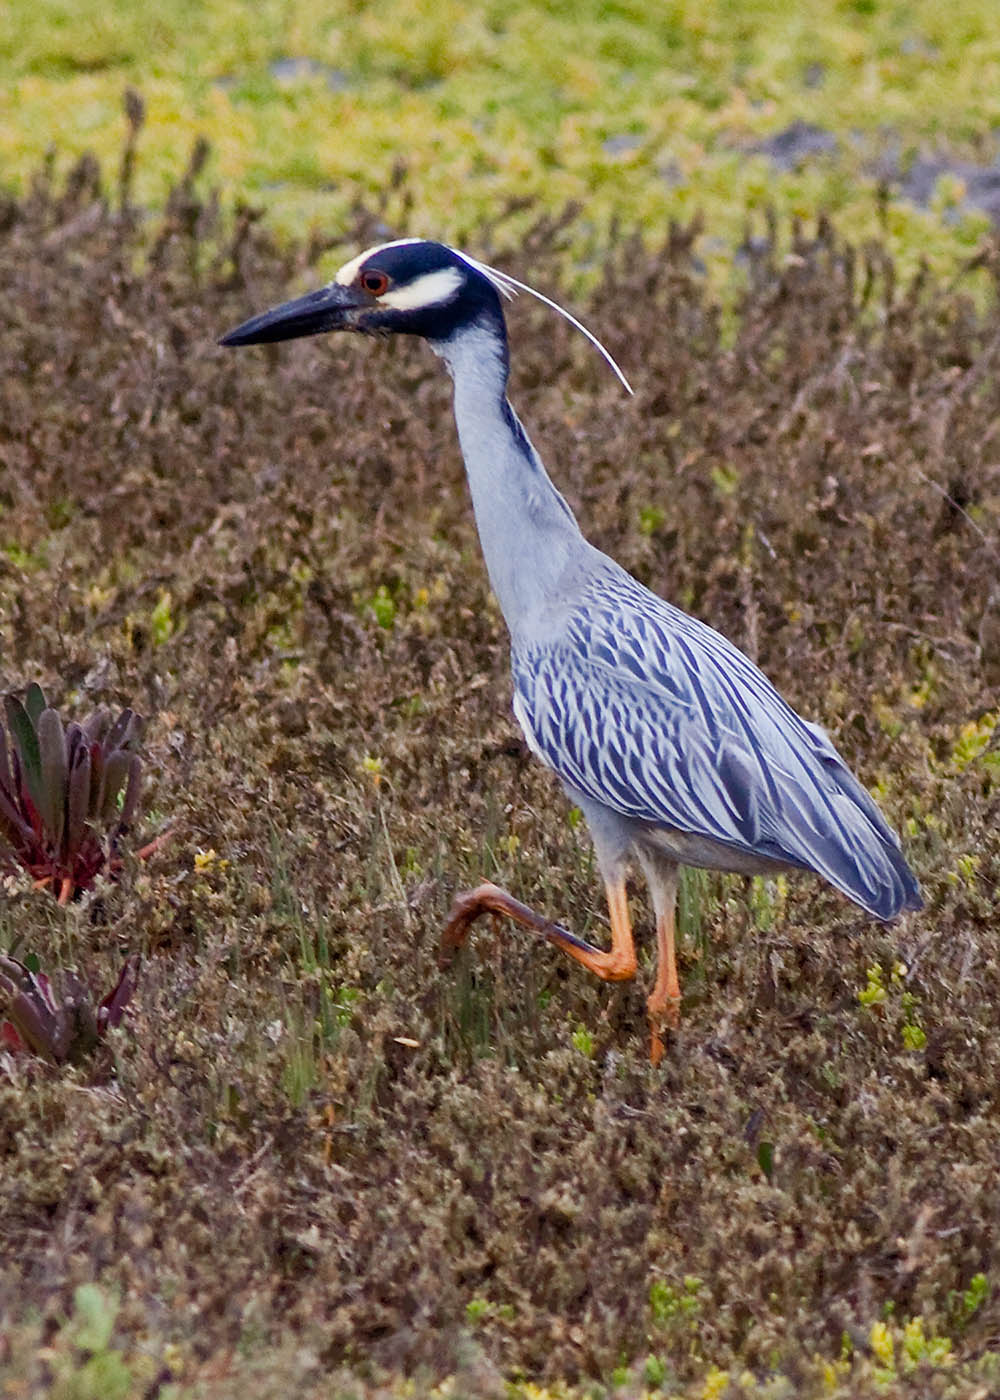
left=334, top=238, right=422, bottom=287
left=378, top=266, right=465, bottom=311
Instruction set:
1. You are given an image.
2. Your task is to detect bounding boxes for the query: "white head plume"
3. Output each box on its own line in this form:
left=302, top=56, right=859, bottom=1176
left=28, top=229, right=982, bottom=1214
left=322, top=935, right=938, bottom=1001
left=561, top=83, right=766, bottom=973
left=455, top=250, right=634, bottom=396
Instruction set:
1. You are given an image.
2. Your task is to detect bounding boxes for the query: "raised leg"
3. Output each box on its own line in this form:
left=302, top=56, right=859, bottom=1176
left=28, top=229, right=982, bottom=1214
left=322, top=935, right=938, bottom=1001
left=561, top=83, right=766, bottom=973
left=440, top=881, right=602, bottom=965
left=636, top=850, right=681, bottom=1065
left=440, top=878, right=637, bottom=982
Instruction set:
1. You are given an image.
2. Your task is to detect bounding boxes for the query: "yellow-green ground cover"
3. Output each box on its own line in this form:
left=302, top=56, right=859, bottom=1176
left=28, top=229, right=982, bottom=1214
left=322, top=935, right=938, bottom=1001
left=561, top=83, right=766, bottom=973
left=4, top=0, right=1000, bottom=281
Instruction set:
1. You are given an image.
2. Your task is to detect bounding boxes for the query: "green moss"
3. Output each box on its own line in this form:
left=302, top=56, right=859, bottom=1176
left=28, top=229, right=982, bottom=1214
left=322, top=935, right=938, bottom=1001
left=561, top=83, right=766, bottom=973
left=951, top=711, right=998, bottom=770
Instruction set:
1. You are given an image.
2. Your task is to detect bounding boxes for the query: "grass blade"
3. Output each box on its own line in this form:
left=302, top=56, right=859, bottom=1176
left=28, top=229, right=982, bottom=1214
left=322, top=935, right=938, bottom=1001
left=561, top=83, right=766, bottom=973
left=37, top=708, right=68, bottom=849
left=97, top=954, right=140, bottom=1031
left=64, top=721, right=84, bottom=768
left=117, top=754, right=143, bottom=831
left=99, top=750, right=130, bottom=822
left=4, top=696, right=44, bottom=822
left=88, top=740, right=104, bottom=818
left=66, top=744, right=92, bottom=862
left=0, top=783, right=34, bottom=845
left=83, top=706, right=111, bottom=744
left=105, top=708, right=135, bottom=753
left=0, top=725, right=13, bottom=797
left=24, top=683, right=46, bottom=726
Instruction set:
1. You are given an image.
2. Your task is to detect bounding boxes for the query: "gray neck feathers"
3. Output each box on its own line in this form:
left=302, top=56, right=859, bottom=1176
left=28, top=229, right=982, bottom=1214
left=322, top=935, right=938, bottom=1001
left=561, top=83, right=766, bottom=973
left=432, top=319, right=586, bottom=634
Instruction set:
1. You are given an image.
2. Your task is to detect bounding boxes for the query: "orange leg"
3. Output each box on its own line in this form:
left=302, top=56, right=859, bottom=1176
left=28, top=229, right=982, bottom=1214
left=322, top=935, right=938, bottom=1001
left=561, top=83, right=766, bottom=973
left=646, top=901, right=681, bottom=1064
left=440, top=878, right=636, bottom=982
left=637, top=854, right=681, bottom=1065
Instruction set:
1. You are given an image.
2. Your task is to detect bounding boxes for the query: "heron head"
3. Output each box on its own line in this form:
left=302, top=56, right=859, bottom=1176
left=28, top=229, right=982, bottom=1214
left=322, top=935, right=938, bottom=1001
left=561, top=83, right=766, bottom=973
left=221, top=237, right=633, bottom=392
left=219, top=239, right=503, bottom=348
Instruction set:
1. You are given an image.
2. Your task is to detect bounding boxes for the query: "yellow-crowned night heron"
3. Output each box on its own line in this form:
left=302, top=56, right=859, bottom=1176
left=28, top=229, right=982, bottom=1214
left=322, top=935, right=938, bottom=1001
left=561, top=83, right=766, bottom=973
left=221, top=239, right=922, bottom=1061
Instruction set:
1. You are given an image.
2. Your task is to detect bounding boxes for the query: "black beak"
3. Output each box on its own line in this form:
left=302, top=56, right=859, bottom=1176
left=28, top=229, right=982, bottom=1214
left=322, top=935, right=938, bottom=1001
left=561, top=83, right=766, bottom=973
left=219, top=283, right=368, bottom=347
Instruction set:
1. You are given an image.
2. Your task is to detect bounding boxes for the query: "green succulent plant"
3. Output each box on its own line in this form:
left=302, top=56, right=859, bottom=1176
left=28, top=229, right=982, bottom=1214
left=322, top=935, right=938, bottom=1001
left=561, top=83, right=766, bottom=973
left=0, top=684, right=147, bottom=903
left=0, top=953, right=139, bottom=1064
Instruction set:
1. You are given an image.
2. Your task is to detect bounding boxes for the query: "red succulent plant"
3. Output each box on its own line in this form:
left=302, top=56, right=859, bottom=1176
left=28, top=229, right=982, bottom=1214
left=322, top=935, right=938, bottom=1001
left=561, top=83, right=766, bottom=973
left=0, top=684, right=153, bottom=903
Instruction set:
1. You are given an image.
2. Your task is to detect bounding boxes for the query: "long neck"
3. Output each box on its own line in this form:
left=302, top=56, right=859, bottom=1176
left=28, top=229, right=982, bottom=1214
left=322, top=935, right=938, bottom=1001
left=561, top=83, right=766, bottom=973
left=433, top=318, right=586, bottom=633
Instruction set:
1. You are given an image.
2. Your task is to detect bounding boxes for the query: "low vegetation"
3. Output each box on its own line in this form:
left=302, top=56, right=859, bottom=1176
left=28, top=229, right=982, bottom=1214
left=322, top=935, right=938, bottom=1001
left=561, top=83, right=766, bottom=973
left=1, top=952, right=138, bottom=1064
left=0, top=683, right=148, bottom=903
left=4, top=0, right=1000, bottom=285
left=1, top=144, right=999, bottom=1397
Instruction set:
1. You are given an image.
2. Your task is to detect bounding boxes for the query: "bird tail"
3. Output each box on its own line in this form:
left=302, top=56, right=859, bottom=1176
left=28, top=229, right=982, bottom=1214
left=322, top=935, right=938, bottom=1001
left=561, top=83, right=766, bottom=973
left=791, top=724, right=924, bottom=921
left=790, top=789, right=923, bottom=921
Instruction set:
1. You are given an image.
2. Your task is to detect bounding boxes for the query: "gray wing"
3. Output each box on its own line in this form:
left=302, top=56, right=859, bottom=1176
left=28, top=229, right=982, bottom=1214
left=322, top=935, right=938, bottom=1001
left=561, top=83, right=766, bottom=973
left=512, top=570, right=922, bottom=920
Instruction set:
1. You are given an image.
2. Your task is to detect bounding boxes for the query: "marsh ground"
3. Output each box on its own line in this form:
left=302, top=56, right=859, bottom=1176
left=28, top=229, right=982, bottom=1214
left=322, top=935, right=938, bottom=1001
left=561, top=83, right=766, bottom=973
left=1, top=149, right=999, bottom=1397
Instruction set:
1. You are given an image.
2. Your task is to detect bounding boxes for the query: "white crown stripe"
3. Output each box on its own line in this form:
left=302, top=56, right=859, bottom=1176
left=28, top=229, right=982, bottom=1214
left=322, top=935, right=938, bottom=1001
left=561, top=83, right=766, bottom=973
left=333, top=238, right=422, bottom=287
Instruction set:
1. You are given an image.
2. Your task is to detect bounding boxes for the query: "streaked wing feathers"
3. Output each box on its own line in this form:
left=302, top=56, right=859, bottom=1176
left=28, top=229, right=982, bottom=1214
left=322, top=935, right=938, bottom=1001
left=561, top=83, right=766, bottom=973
left=512, top=570, right=922, bottom=919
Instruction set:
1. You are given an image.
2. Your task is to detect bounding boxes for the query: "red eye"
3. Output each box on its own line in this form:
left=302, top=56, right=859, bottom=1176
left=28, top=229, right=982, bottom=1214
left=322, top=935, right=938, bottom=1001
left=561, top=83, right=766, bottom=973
left=360, top=269, right=389, bottom=296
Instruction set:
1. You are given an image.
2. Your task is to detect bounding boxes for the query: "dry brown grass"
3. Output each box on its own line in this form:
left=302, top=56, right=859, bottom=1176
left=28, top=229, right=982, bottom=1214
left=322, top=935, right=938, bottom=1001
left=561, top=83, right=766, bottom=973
left=1, top=156, right=999, bottom=1397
